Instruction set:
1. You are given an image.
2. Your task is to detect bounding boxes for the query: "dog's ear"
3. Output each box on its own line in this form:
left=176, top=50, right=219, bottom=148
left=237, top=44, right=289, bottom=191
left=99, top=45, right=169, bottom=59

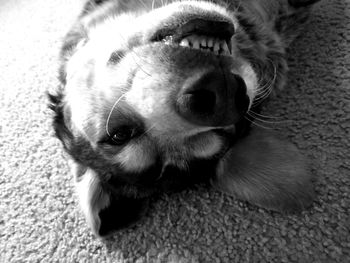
left=48, top=90, right=75, bottom=152
left=212, top=127, right=315, bottom=213
left=276, top=0, right=320, bottom=45
left=72, top=162, right=149, bottom=237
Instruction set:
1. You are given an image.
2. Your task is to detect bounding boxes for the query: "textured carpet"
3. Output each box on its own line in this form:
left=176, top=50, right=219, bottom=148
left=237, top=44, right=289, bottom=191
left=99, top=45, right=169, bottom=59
left=1, top=0, right=349, bottom=262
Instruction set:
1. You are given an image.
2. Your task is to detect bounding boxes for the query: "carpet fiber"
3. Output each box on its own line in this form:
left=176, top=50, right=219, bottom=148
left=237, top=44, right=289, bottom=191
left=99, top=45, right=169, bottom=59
left=1, top=0, right=349, bottom=262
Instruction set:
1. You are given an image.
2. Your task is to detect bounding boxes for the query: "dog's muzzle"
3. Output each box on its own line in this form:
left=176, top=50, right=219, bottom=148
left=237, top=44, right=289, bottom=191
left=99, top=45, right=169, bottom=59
left=142, top=12, right=251, bottom=128
left=153, top=17, right=250, bottom=127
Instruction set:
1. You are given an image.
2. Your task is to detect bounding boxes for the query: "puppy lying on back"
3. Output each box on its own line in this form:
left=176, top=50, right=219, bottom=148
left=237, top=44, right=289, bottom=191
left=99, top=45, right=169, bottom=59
left=49, top=0, right=319, bottom=237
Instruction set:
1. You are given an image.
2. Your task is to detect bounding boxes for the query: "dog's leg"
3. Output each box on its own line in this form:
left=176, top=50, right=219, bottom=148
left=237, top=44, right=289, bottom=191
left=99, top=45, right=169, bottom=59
left=211, top=127, right=314, bottom=213
left=72, top=163, right=148, bottom=237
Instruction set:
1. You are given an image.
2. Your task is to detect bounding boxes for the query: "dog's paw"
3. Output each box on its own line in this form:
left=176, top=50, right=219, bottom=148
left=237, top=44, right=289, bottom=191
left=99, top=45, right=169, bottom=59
left=212, top=127, right=315, bottom=213
left=74, top=165, right=148, bottom=237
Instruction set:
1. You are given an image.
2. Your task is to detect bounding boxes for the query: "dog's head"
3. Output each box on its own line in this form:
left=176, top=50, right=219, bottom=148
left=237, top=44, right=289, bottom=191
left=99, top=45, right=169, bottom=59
left=50, top=0, right=285, bottom=196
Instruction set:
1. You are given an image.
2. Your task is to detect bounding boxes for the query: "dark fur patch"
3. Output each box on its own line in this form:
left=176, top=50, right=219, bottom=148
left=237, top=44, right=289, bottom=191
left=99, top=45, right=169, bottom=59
left=288, top=0, right=320, bottom=8
left=48, top=91, right=74, bottom=151
left=107, top=51, right=124, bottom=65
left=98, top=195, right=149, bottom=236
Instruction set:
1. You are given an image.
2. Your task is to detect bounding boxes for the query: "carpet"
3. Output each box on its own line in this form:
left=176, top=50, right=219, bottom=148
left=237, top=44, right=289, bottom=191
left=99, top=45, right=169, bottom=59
left=0, top=0, right=349, bottom=262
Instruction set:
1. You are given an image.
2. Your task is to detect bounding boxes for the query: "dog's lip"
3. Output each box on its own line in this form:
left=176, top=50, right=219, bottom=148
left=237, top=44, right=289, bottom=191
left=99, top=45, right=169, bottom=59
left=150, top=18, right=235, bottom=45
left=182, top=124, right=236, bottom=139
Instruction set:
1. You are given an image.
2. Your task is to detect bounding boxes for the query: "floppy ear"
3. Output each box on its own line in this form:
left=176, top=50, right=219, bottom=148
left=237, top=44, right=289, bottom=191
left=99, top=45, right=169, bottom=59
left=72, top=162, right=149, bottom=237
left=211, top=127, right=315, bottom=213
left=277, top=0, right=321, bottom=45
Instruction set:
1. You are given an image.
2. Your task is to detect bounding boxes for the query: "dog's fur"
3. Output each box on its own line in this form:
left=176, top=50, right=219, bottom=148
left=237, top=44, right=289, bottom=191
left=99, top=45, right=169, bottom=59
left=49, top=0, right=319, bottom=237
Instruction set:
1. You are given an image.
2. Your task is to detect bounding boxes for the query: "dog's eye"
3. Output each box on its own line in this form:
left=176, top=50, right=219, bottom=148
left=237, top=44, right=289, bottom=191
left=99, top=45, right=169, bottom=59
left=108, top=127, right=134, bottom=146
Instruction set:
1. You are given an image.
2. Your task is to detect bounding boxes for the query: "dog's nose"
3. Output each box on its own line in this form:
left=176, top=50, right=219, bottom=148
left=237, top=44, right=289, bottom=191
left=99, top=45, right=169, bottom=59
left=176, top=70, right=249, bottom=126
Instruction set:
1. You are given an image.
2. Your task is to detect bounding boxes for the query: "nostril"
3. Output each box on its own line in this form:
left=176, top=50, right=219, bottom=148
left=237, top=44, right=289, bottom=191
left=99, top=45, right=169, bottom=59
left=236, top=93, right=250, bottom=114
left=185, top=89, right=216, bottom=115
left=176, top=70, right=224, bottom=125
left=176, top=89, right=217, bottom=121
left=176, top=70, right=250, bottom=126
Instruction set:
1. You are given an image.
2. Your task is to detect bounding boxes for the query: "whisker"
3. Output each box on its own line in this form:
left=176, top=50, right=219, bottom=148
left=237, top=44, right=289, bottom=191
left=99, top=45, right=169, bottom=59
left=233, top=0, right=243, bottom=12
left=254, top=78, right=274, bottom=100
left=260, top=58, right=277, bottom=85
left=183, top=159, right=191, bottom=177
left=105, top=93, right=127, bottom=137
left=254, top=77, right=274, bottom=96
left=248, top=110, right=284, bottom=120
left=252, top=90, right=272, bottom=106
left=126, top=49, right=152, bottom=77
left=252, top=58, right=277, bottom=107
left=254, top=88, right=271, bottom=100
left=247, top=112, right=290, bottom=124
left=140, top=122, right=158, bottom=137
left=115, top=32, right=153, bottom=77
left=244, top=115, right=277, bottom=130
left=138, top=0, right=148, bottom=9
left=254, top=82, right=272, bottom=99
left=254, top=86, right=269, bottom=96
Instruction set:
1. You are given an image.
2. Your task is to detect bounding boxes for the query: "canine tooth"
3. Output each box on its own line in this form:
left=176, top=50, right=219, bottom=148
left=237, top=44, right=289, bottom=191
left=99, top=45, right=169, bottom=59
left=180, top=38, right=190, bottom=47
left=163, top=35, right=173, bottom=43
left=213, top=41, right=220, bottom=53
left=201, top=38, right=207, bottom=47
left=192, top=39, right=200, bottom=49
left=220, top=41, right=230, bottom=55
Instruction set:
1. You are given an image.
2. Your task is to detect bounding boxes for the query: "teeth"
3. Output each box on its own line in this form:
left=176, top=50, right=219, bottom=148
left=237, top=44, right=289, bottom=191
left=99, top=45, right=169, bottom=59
left=192, top=39, right=200, bottom=49
left=180, top=38, right=190, bottom=47
left=201, top=38, right=207, bottom=47
left=220, top=40, right=230, bottom=54
left=162, top=35, right=173, bottom=45
left=213, top=41, right=220, bottom=54
left=176, top=35, right=231, bottom=55
left=207, top=38, right=214, bottom=48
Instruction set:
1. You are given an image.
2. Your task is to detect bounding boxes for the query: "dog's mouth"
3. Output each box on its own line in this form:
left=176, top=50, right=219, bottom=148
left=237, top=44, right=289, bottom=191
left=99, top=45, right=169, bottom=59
left=151, top=18, right=234, bottom=55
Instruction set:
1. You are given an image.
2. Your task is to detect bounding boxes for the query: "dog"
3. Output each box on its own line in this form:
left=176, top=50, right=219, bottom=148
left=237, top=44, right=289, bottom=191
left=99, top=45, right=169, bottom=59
left=49, top=0, right=319, bottom=237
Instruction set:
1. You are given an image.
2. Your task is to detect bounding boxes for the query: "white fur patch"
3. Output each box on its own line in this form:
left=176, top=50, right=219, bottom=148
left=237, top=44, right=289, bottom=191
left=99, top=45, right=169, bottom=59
left=117, top=140, right=156, bottom=172
left=124, top=75, right=167, bottom=120
left=191, top=134, right=223, bottom=158
left=239, top=62, right=258, bottom=109
left=74, top=166, right=110, bottom=236
left=64, top=45, right=96, bottom=138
